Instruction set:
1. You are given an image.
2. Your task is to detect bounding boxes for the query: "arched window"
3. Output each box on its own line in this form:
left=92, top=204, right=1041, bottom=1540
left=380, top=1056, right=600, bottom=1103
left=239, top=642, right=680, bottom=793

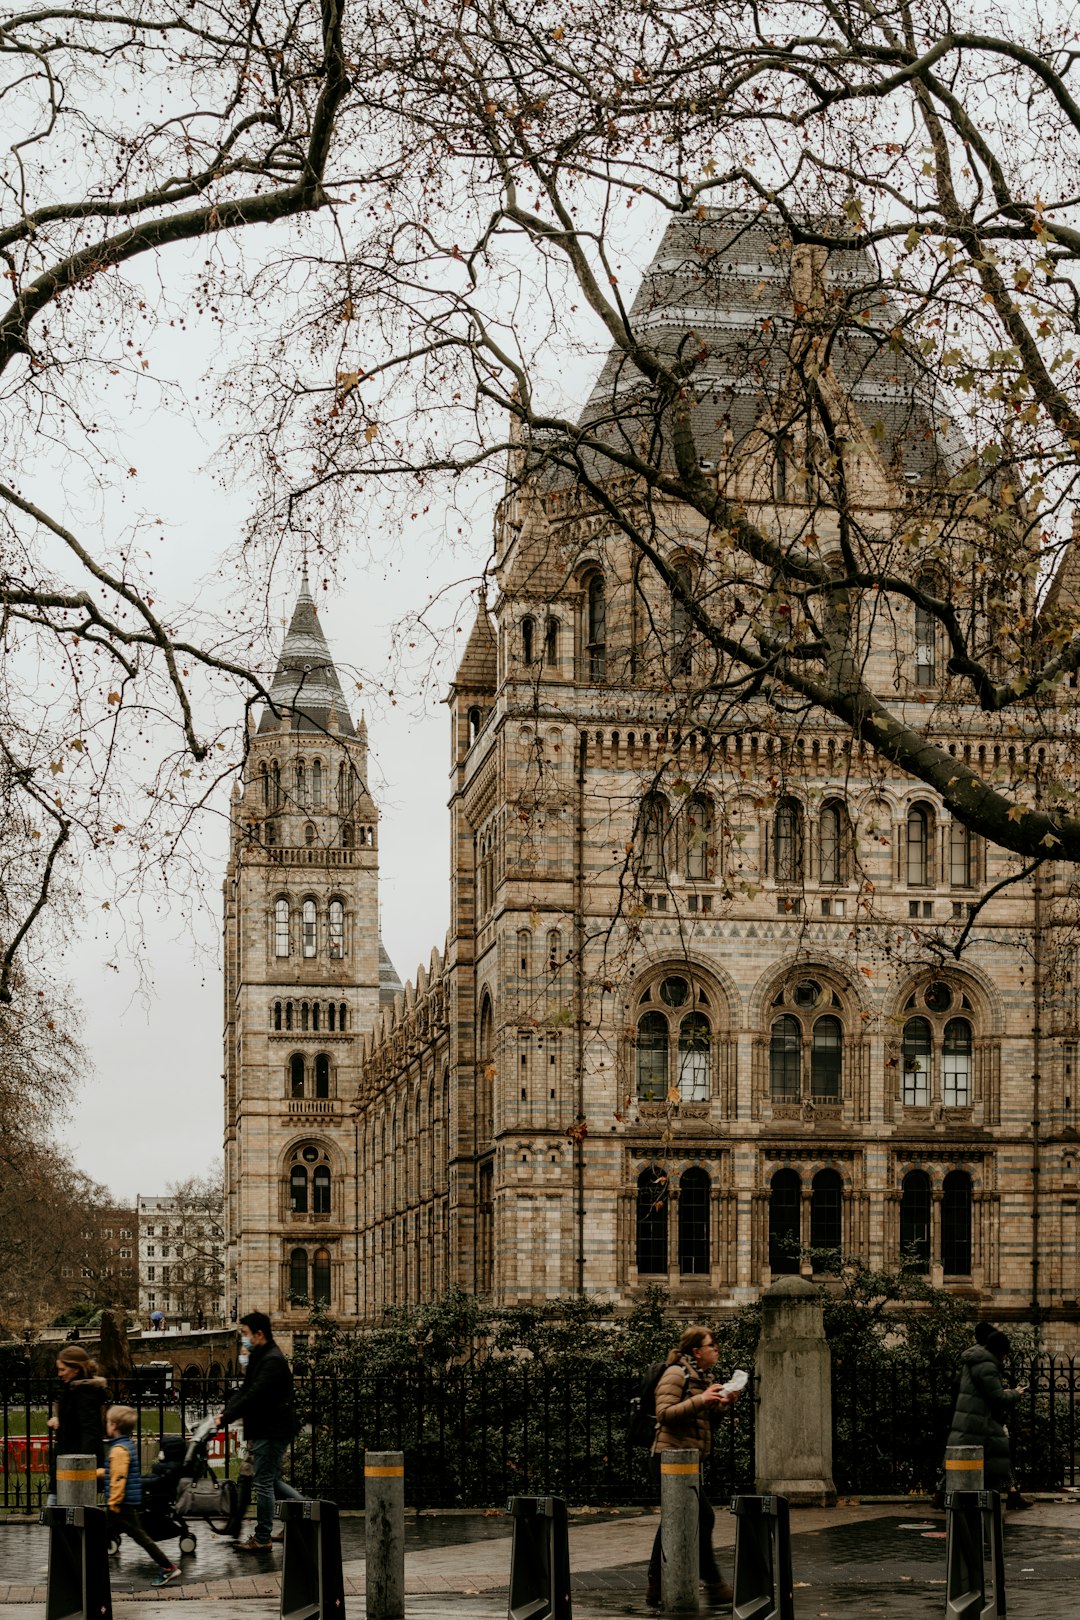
left=296, top=760, right=306, bottom=806
left=521, top=616, right=536, bottom=664
left=300, top=1001, right=309, bottom=1032
left=678, top=1167, right=710, bottom=1274
left=468, top=705, right=483, bottom=742
left=636, top=1011, right=669, bottom=1101
left=477, top=994, right=494, bottom=1142
left=636, top=1167, right=668, bottom=1273
left=274, top=899, right=290, bottom=959
left=671, top=559, right=693, bottom=677
left=290, top=1166, right=308, bottom=1213
left=315, top=1054, right=330, bottom=1099
left=274, top=1001, right=282, bottom=1031
left=819, top=801, right=846, bottom=885
left=768, top=1169, right=801, bottom=1274
left=517, top=929, right=531, bottom=981
left=313, top=1166, right=331, bottom=1215
left=949, top=821, right=975, bottom=888
left=685, top=795, right=712, bottom=882
left=900, top=1170, right=931, bottom=1271
left=914, top=600, right=936, bottom=687
left=265, top=820, right=280, bottom=847
left=329, top=899, right=344, bottom=959
left=547, top=929, right=562, bottom=973
left=312, top=1248, right=331, bottom=1307
left=545, top=617, right=559, bottom=667
left=810, top=1017, right=843, bottom=1101
left=272, top=762, right=281, bottom=807
left=312, top=1001, right=320, bottom=1032
left=260, top=764, right=269, bottom=807
left=304, top=821, right=316, bottom=846
left=285, top=1001, right=293, bottom=1031
left=342, top=824, right=353, bottom=849
left=338, top=763, right=354, bottom=811
left=942, top=1019, right=972, bottom=1108
left=312, top=759, right=322, bottom=809
left=941, top=1170, right=972, bottom=1275
left=339, top=1003, right=347, bottom=1030
left=290, top=1054, right=305, bottom=1098
left=769, top=1015, right=801, bottom=1101
left=810, top=1169, right=843, bottom=1259
left=677, top=1012, right=711, bottom=1102
left=289, top=1248, right=308, bottom=1302
left=907, top=805, right=932, bottom=886
left=902, top=1017, right=932, bottom=1106
left=774, top=798, right=803, bottom=883
left=639, top=793, right=668, bottom=878
left=302, top=898, right=317, bottom=957
left=585, top=572, right=606, bottom=681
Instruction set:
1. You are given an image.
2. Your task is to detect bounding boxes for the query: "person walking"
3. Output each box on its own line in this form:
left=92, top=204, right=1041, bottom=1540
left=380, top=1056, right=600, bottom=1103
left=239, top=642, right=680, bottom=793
left=215, top=1312, right=300, bottom=1550
left=944, top=1325, right=1029, bottom=1509
left=645, top=1326, right=740, bottom=1609
left=47, top=1345, right=108, bottom=1504
left=103, top=1406, right=181, bottom=1585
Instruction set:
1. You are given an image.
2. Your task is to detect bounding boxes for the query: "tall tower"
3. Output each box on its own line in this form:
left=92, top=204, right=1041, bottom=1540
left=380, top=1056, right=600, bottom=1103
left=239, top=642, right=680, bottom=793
left=223, top=575, right=399, bottom=1331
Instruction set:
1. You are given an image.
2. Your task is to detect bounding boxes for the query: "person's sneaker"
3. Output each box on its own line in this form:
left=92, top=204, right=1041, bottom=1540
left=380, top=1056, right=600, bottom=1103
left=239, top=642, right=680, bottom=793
left=270, top=1531, right=285, bottom=1542
left=151, top=1566, right=181, bottom=1587
left=235, top=1537, right=273, bottom=1551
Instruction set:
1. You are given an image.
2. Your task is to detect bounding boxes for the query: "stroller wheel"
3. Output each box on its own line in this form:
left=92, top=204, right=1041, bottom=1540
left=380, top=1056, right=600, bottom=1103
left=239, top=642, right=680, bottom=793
left=108, top=1535, right=121, bottom=1557
left=178, top=1533, right=197, bottom=1555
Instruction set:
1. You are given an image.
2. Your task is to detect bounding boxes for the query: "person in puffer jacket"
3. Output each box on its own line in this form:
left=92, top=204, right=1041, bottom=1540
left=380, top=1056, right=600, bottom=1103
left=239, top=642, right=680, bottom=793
left=103, top=1406, right=180, bottom=1585
left=943, top=1328, right=1028, bottom=1506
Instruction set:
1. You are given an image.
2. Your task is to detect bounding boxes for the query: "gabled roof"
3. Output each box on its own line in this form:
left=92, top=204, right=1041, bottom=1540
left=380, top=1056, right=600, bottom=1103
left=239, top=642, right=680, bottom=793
left=450, top=599, right=498, bottom=693
left=259, top=573, right=356, bottom=736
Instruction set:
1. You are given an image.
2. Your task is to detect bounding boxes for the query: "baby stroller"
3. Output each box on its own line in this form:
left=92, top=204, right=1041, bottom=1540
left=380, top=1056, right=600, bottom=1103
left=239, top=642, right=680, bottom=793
left=110, top=1415, right=237, bottom=1556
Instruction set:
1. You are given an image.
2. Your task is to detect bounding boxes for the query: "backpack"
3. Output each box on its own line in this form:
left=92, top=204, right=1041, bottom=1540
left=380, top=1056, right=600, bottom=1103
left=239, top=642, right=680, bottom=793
left=628, top=1361, right=690, bottom=1448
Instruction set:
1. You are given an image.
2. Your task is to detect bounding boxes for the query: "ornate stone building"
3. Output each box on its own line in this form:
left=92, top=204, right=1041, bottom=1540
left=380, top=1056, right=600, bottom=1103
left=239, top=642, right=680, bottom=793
left=227, top=213, right=1080, bottom=1338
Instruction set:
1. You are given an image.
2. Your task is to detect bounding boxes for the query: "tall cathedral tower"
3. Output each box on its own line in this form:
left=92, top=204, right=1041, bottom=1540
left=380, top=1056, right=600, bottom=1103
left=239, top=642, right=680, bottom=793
left=223, top=575, right=399, bottom=1329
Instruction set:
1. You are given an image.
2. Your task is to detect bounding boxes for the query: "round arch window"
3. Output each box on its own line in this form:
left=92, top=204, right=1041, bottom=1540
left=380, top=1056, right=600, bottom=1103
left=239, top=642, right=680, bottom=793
left=660, top=975, right=689, bottom=1007
left=301, top=1145, right=319, bottom=1163
left=924, top=981, right=953, bottom=1013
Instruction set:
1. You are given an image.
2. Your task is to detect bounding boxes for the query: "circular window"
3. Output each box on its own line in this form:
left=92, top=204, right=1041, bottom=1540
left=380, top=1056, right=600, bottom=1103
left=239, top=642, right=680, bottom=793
left=660, top=976, right=689, bottom=1007
left=301, top=1145, right=319, bottom=1163
left=924, top=982, right=952, bottom=1013
left=793, top=980, right=822, bottom=1008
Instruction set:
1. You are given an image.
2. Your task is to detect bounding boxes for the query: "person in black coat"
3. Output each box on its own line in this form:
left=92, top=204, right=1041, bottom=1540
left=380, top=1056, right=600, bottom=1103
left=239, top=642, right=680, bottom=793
left=47, top=1345, right=108, bottom=1500
left=944, top=1327, right=1028, bottom=1506
left=216, top=1312, right=299, bottom=1550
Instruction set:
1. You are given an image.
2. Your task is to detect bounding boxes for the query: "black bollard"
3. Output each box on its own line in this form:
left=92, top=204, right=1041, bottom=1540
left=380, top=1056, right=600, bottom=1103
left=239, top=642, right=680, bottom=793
left=41, top=1503, right=113, bottom=1620
left=277, top=1498, right=346, bottom=1620
left=944, top=1490, right=1006, bottom=1619
left=506, top=1495, right=572, bottom=1620
left=730, top=1494, right=794, bottom=1620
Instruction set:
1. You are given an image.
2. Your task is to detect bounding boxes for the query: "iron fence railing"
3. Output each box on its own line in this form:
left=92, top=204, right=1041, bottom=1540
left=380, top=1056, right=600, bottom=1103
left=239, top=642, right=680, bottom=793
left=0, top=1364, right=757, bottom=1511
left=831, top=1354, right=1080, bottom=1495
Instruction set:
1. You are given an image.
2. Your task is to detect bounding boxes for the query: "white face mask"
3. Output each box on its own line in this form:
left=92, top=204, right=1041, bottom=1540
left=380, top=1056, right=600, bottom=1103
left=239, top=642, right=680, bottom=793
left=238, top=1352, right=249, bottom=1371
left=240, top=1334, right=252, bottom=1350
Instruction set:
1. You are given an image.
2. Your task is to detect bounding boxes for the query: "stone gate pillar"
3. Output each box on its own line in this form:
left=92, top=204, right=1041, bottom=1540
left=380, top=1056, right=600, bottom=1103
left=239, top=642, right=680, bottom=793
left=754, top=1275, right=837, bottom=1505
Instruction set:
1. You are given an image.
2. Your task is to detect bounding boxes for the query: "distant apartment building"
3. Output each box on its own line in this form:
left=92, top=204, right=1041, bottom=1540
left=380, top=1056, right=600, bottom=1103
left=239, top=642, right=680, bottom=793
left=58, top=1207, right=138, bottom=1314
left=137, top=1190, right=226, bottom=1327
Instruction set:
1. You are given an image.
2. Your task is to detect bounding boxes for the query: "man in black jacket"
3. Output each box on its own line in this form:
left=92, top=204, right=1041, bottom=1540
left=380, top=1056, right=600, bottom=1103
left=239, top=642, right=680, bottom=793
left=216, top=1312, right=300, bottom=1550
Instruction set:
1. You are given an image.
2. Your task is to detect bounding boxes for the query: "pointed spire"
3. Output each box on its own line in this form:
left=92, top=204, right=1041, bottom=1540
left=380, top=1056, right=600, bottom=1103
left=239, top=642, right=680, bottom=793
left=451, top=596, right=497, bottom=692
left=259, top=572, right=357, bottom=737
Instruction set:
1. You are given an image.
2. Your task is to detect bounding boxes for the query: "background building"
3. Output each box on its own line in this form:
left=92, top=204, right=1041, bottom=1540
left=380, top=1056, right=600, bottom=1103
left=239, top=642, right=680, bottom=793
left=225, top=212, right=1080, bottom=1341
left=138, top=1190, right=226, bottom=1327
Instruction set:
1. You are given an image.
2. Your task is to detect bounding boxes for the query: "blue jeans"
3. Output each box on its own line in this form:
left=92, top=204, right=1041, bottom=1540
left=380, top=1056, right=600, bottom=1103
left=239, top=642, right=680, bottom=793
left=251, top=1437, right=301, bottom=1542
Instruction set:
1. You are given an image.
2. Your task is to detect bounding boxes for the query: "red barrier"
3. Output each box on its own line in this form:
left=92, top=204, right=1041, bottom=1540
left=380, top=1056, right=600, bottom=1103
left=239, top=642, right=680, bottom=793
left=4, top=1437, right=51, bottom=1474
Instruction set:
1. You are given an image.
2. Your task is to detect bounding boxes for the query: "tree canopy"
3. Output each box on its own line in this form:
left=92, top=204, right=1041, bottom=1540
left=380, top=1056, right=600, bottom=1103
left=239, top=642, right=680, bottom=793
left=6, top=0, right=1080, bottom=979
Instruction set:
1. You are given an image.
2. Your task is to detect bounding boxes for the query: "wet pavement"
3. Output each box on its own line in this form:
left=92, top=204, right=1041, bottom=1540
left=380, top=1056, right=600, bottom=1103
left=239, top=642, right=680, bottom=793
left=3, top=1499, right=1080, bottom=1616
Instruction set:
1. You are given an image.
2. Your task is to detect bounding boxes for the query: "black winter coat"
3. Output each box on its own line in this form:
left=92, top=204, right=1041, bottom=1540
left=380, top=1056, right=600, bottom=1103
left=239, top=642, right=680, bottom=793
left=944, top=1344, right=1017, bottom=1492
left=221, top=1342, right=295, bottom=1442
left=51, top=1375, right=108, bottom=1485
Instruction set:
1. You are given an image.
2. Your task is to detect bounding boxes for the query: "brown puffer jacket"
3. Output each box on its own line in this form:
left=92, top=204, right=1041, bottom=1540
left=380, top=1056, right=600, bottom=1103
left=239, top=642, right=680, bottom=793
left=653, top=1355, right=715, bottom=1456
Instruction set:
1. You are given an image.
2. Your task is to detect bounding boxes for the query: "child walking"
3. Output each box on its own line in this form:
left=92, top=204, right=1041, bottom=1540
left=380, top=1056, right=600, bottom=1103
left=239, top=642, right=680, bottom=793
left=103, top=1406, right=181, bottom=1587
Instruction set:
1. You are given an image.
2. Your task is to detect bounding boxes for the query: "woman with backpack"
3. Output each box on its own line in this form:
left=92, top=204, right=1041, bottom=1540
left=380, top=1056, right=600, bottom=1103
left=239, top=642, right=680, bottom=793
left=646, top=1326, right=740, bottom=1609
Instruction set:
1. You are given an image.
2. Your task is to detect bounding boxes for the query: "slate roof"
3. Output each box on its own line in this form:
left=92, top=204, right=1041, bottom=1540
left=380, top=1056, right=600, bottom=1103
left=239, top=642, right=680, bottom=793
left=379, top=939, right=402, bottom=1007
left=526, top=208, right=969, bottom=488
left=259, top=573, right=357, bottom=736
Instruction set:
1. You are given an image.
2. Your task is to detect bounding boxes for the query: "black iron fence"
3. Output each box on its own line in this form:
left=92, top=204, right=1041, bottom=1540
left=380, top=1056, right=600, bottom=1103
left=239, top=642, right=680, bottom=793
left=0, top=1364, right=755, bottom=1512
left=831, top=1355, right=1080, bottom=1496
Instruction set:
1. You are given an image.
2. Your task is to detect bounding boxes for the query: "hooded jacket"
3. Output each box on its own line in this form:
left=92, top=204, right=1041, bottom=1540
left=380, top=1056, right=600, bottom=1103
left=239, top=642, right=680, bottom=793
left=944, top=1343, right=1017, bottom=1492
left=221, top=1340, right=295, bottom=1442
left=653, top=1355, right=716, bottom=1456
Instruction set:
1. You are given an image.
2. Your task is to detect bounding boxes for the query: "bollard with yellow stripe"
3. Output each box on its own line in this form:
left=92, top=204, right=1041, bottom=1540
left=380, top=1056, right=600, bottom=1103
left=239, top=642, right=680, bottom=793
left=56, top=1453, right=98, bottom=1510
left=944, top=1446, right=984, bottom=1494
left=365, top=1451, right=405, bottom=1620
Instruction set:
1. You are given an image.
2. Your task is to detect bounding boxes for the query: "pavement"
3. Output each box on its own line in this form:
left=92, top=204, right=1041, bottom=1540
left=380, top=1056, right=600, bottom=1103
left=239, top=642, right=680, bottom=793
left=4, top=1497, right=1080, bottom=1617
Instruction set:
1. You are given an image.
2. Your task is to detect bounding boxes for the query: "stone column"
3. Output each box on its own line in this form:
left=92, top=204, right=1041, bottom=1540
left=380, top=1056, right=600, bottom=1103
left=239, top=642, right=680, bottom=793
left=754, top=1276, right=836, bottom=1505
